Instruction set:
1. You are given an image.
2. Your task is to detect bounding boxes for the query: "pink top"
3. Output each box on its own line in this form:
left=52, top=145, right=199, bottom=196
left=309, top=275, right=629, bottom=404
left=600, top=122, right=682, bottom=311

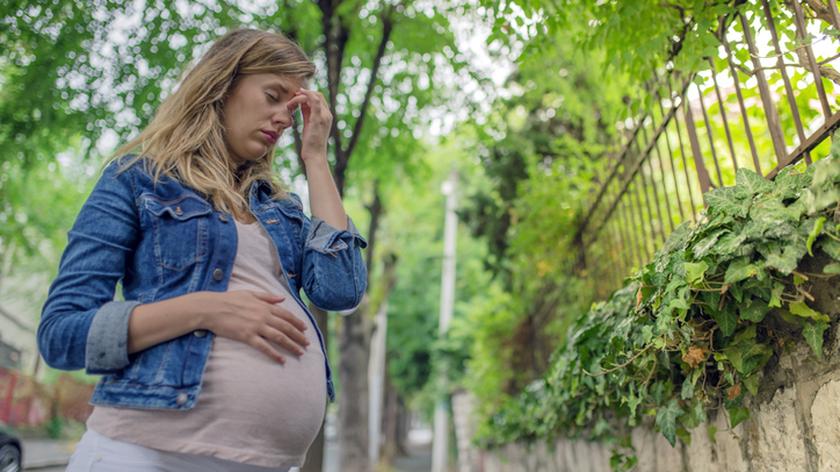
left=87, top=219, right=327, bottom=469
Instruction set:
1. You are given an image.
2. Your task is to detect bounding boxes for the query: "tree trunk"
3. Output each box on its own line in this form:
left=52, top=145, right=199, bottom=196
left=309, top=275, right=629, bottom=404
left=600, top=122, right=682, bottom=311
left=380, top=374, right=400, bottom=464
left=338, top=296, right=372, bottom=471
left=396, top=396, right=409, bottom=456
left=301, top=305, right=329, bottom=472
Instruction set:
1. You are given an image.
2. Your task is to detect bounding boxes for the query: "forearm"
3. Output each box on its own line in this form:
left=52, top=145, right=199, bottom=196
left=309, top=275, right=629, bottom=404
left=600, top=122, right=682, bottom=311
left=127, top=292, right=208, bottom=354
left=303, top=158, right=347, bottom=230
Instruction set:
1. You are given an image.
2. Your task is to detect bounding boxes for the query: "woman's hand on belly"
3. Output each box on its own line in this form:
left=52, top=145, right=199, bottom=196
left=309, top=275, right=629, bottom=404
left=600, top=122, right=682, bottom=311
left=194, top=290, right=310, bottom=363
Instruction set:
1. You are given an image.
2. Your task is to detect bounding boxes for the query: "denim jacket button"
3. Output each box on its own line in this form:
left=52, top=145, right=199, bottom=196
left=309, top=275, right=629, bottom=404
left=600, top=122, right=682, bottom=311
left=218, top=214, right=228, bottom=223
left=176, top=393, right=188, bottom=405
left=193, top=329, right=207, bottom=338
left=212, top=268, right=224, bottom=281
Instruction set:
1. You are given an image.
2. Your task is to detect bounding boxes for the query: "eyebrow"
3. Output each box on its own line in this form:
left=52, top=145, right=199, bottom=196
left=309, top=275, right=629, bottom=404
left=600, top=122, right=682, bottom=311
left=265, top=81, right=291, bottom=94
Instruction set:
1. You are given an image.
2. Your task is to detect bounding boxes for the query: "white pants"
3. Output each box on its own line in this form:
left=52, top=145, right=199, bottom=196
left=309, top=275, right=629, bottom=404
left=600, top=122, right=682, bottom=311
left=66, top=429, right=297, bottom=472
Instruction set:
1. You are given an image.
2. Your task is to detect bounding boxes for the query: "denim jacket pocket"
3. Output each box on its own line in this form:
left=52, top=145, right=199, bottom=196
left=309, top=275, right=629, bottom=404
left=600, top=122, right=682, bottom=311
left=141, top=194, right=213, bottom=271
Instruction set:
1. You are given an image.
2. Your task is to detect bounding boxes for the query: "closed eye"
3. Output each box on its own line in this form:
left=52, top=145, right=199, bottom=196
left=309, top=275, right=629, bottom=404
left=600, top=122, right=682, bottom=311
left=265, top=92, right=279, bottom=102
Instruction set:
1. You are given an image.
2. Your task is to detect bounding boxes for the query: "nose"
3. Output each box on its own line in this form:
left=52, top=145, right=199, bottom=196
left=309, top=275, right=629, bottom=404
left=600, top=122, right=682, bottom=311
left=272, top=107, right=293, bottom=130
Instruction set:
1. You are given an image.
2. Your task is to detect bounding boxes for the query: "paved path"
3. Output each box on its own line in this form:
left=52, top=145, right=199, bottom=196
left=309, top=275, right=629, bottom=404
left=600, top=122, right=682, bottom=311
left=21, top=430, right=434, bottom=471
left=22, top=438, right=76, bottom=470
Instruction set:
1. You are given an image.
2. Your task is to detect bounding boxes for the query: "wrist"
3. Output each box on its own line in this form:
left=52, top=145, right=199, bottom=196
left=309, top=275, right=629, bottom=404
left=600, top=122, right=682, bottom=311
left=187, top=291, right=215, bottom=331
left=301, top=151, right=329, bottom=168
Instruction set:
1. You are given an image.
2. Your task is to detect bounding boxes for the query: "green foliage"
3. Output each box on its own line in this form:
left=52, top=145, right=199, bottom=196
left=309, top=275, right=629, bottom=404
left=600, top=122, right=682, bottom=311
left=478, top=154, right=840, bottom=462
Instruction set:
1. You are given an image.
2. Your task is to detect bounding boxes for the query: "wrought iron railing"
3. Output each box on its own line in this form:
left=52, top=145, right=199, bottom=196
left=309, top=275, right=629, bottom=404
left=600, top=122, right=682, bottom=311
left=576, top=0, right=840, bottom=298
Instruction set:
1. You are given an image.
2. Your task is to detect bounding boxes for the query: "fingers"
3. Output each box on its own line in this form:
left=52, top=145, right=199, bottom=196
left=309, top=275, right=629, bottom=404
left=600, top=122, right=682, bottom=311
left=250, top=335, right=286, bottom=364
left=287, top=90, right=330, bottom=116
left=260, top=325, right=307, bottom=356
left=264, top=313, right=309, bottom=350
left=269, top=305, right=308, bottom=332
left=285, top=94, right=308, bottom=112
left=250, top=291, right=286, bottom=304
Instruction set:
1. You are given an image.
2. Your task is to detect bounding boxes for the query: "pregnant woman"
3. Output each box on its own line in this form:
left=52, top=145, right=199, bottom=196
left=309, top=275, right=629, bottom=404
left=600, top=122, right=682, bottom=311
left=37, top=28, right=367, bottom=471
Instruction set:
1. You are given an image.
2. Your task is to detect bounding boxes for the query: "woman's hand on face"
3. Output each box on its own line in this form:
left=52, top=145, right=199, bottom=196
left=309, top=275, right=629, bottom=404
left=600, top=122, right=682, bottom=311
left=196, top=290, right=310, bottom=363
left=286, top=89, right=332, bottom=162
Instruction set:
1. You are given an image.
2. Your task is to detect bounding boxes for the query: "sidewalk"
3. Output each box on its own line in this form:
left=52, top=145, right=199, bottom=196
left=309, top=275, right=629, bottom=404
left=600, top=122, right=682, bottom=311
left=21, top=437, right=77, bottom=470
left=18, top=432, right=433, bottom=471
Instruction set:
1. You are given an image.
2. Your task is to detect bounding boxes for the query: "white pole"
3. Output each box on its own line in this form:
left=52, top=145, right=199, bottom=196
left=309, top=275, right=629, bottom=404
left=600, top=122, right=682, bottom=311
left=368, top=299, right=389, bottom=464
left=432, top=169, right=458, bottom=472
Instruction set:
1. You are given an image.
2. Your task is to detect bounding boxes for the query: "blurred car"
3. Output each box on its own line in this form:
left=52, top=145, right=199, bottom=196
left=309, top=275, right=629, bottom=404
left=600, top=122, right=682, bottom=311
left=0, top=429, right=21, bottom=472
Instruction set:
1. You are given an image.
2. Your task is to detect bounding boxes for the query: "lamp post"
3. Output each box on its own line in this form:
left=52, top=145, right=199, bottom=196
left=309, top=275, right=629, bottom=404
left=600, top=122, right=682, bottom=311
left=432, top=168, right=458, bottom=472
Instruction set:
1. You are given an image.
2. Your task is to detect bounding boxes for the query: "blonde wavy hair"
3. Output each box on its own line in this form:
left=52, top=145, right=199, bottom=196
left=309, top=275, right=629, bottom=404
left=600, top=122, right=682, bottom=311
left=108, top=28, right=316, bottom=219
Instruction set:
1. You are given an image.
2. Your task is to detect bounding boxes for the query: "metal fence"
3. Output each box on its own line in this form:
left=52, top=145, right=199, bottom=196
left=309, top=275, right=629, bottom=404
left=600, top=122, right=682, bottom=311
left=575, top=0, right=840, bottom=298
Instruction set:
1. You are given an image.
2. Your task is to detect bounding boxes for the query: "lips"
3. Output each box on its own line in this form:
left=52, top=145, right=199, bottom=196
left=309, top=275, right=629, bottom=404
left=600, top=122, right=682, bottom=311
left=260, top=130, right=278, bottom=144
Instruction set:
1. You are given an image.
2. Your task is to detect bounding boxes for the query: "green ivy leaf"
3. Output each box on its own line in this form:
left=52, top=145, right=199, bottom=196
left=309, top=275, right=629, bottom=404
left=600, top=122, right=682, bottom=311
left=825, top=262, right=840, bottom=275
left=737, top=168, right=773, bottom=196
left=807, top=216, right=826, bottom=256
left=710, top=309, right=738, bottom=337
left=722, top=327, right=773, bottom=376
left=681, top=368, right=702, bottom=400
left=727, top=405, right=750, bottom=428
left=740, top=298, right=770, bottom=323
left=684, top=261, right=709, bottom=286
left=724, top=257, right=760, bottom=284
left=693, top=229, right=726, bottom=259
left=789, top=301, right=830, bottom=323
left=705, top=187, right=750, bottom=218
left=822, top=239, right=840, bottom=260
left=656, top=398, right=684, bottom=446
left=769, top=282, right=785, bottom=308
left=682, top=400, right=707, bottom=429
left=802, top=321, right=829, bottom=360
left=762, top=243, right=803, bottom=275
left=743, top=373, right=761, bottom=396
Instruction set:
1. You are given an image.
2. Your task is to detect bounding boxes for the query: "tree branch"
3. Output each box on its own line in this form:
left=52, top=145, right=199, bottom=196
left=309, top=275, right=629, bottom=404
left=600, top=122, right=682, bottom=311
left=336, top=11, right=394, bottom=188
left=320, top=0, right=350, bottom=166
left=364, top=180, right=382, bottom=284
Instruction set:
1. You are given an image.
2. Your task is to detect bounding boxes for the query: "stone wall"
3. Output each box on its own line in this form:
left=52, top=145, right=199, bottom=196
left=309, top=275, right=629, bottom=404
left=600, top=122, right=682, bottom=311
left=478, top=324, right=840, bottom=472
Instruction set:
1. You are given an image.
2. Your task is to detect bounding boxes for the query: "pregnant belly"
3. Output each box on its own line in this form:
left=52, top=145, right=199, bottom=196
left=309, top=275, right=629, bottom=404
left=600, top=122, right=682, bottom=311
left=197, top=336, right=327, bottom=455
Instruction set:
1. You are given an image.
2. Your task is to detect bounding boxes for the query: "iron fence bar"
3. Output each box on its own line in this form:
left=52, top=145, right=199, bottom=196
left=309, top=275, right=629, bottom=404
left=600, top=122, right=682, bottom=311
left=582, top=74, right=693, bottom=249
left=668, top=77, right=700, bottom=222
left=740, top=10, right=788, bottom=165
left=631, top=138, right=663, bottom=249
left=695, top=82, right=725, bottom=186
left=766, top=111, right=840, bottom=178
left=761, top=0, right=811, bottom=164
left=720, top=31, right=762, bottom=174
left=638, top=124, right=670, bottom=241
left=616, top=205, right=636, bottom=272
left=576, top=119, right=647, bottom=239
left=606, top=221, right=624, bottom=288
left=684, top=99, right=714, bottom=194
left=654, top=85, right=687, bottom=223
left=629, top=178, right=653, bottom=260
left=615, top=185, right=642, bottom=269
left=652, top=135, right=677, bottom=232
left=708, top=57, right=739, bottom=171
left=789, top=0, right=833, bottom=119
left=647, top=74, right=681, bottom=230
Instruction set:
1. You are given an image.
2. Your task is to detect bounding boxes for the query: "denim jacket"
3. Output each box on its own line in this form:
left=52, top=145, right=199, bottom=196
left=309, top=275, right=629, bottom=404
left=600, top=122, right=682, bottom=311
left=37, top=155, right=367, bottom=409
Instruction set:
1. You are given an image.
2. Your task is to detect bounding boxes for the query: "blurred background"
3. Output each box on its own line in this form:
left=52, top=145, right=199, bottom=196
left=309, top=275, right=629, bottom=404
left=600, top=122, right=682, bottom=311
left=0, top=0, right=837, bottom=471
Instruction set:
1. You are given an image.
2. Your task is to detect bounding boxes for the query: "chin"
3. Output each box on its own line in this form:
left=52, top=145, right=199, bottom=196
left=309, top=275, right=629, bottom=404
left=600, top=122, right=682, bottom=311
left=238, top=146, right=268, bottom=162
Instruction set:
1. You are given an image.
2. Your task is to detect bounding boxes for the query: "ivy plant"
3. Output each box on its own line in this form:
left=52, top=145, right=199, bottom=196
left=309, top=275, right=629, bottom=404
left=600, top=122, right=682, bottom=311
left=480, top=149, right=840, bottom=468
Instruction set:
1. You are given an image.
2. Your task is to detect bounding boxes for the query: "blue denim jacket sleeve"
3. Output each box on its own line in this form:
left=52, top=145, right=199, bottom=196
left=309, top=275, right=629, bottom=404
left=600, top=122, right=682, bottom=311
left=37, top=159, right=141, bottom=374
left=289, top=193, right=368, bottom=311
